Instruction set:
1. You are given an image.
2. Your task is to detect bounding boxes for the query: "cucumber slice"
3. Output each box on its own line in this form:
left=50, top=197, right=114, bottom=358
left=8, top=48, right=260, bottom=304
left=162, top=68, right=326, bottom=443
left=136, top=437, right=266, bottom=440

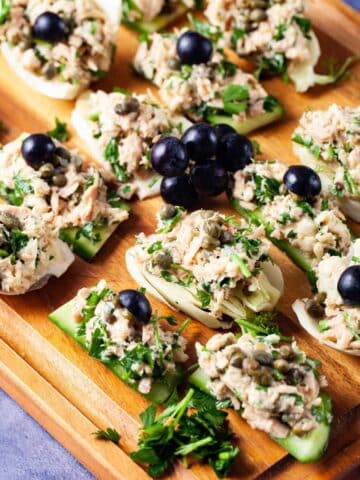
left=123, top=5, right=188, bottom=33
left=59, top=223, right=118, bottom=261
left=206, top=103, right=284, bottom=134
left=189, top=367, right=331, bottom=463
left=49, top=300, right=183, bottom=404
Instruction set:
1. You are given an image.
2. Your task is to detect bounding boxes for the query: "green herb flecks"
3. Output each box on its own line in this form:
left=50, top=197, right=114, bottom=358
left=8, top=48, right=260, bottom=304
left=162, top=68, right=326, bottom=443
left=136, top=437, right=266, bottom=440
left=48, top=117, right=69, bottom=142
left=0, top=0, right=11, bottom=24
left=0, top=174, right=34, bottom=206
left=104, top=138, right=129, bottom=182
left=253, top=173, right=281, bottom=205
left=92, top=428, right=121, bottom=444
left=221, top=84, right=249, bottom=115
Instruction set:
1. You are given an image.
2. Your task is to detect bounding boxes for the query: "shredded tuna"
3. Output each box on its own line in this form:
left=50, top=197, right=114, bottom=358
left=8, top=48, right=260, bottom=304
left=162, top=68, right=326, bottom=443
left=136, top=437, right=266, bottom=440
left=197, top=332, right=330, bottom=438
left=124, top=0, right=194, bottom=22
left=0, top=0, right=114, bottom=88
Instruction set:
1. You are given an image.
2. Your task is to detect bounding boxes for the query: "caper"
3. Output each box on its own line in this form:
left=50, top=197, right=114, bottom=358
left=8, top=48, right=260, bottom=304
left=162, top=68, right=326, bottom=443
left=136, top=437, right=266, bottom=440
left=250, top=8, right=267, bottom=22
left=43, top=63, right=57, bottom=80
left=314, top=292, right=326, bottom=304
left=52, top=173, right=67, bottom=187
left=204, top=220, right=222, bottom=239
left=154, top=251, right=173, bottom=269
left=279, top=345, right=293, bottom=359
left=258, top=371, right=272, bottom=386
left=167, top=57, right=181, bottom=70
left=201, top=234, right=219, bottom=250
left=115, top=97, right=140, bottom=115
left=160, top=204, right=177, bottom=219
left=0, top=212, right=21, bottom=230
left=230, top=353, right=245, bottom=368
left=54, top=146, right=71, bottom=161
left=291, top=422, right=307, bottom=436
left=253, top=350, right=273, bottom=365
left=253, top=0, right=267, bottom=7
left=0, top=227, right=5, bottom=244
left=305, top=299, right=325, bottom=319
left=221, top=230, right=235, bottom=244
left=39, top=162, right=55, bottom=179
left=273, top=359, right=289, bottom=373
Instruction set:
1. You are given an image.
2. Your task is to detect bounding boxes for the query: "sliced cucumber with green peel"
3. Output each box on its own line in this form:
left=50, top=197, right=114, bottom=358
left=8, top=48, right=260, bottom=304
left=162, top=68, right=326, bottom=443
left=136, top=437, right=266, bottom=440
left=189, top=367, right=331, bottom=463
left=59, top=223, right=118, bottom=261
left=206, top=103, right=284, bottom=135
left=49, top=300, right=183, bottom=404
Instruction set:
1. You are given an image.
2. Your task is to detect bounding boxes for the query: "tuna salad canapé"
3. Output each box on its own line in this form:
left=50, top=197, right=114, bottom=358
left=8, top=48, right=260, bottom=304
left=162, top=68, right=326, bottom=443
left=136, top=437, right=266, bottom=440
left=126, top=207, right=284, bottom=329
left=193, top=331, right=331, bottom=450
left=0, top=205, right=74, bottom=294
left=231, top=160, right=353, bottom=285
left=122, top=0, right=195, bottom=32
left=133, top=28, right=283, bottom=133
left=0, top=0, right=119, bottom=99
left=293, top=239, right=360, bottom=355
left=50, top=281, right=188, bottom=401
left=293, top=105, right=360, bottom=222
left=204, top=0, right=346, bottom=92
left=72, top=90, right=191, bottom=199
left=0, top=133, right=129, bottom=260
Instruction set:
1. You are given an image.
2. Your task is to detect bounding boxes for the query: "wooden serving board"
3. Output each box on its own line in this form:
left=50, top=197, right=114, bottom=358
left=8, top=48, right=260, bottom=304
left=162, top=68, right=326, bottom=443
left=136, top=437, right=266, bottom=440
left=0, top=1, right=360, bottom=478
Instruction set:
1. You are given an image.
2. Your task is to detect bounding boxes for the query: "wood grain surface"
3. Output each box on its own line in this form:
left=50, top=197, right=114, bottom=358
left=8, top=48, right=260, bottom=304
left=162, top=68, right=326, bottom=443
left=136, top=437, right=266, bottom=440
left=0, top=0, right=360, bottom=478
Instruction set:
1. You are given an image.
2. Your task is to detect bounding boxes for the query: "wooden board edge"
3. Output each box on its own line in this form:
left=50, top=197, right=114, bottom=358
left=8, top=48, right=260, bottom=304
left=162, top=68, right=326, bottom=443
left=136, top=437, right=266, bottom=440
left=0, top=338, right=150, bottom=480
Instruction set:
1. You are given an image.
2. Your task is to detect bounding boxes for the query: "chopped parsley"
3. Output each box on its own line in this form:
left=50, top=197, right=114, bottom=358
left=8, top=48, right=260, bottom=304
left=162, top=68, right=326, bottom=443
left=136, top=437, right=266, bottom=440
left=157, top=206, right=184, bottom=234
left=196, top=287, right=212, bottom=309
left=130, top=388, right=238, bottom=478
left=253, top=173, right=281, bottom=205
left=77, top=286, right=112, bottom=336
left=47, top=117, right=69, bottom=142
left=92, top=428, right=121, bottom=444
left=0, top=0, right=11, bottom=24
left=0, top=175, right=34, bottom=206
left=188, top=14, right=222, bottom=42
left=293, top=16, right=312, bottom=38
left=104, top=138, right=129, bottom=182
left=75, top=216, right=108, bottom=244
left=147, top=241, right=163, bottom=254
left=106, top=190, right=130, bottom=211
left=221, top=84, right=249, bottom=115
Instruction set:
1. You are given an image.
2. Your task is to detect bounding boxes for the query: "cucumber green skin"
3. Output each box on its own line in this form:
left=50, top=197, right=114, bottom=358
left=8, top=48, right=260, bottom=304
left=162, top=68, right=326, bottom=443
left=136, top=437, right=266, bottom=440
left=59, top=224, right=118, bottom=262
left=49, top=300, right=183, bottom=404
left=229, top=196, right=318, bottom=292
left=123, top=5, right=188, bottom=33
left=206, top=104, right=284, bottom=135
left=189, top=367, right=331, bottom=463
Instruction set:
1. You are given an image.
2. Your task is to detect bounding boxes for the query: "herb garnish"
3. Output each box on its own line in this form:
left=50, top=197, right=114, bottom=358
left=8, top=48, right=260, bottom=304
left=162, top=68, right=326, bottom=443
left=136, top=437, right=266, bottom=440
left=0, top=174, right=34, bottom=206
left=104, top=138, right=129, bottom=182
left=130, top=388, right=239, bottom=478
left=92, top=427, right=121, bottom=444
left=48, top=118, right=69, bottom=142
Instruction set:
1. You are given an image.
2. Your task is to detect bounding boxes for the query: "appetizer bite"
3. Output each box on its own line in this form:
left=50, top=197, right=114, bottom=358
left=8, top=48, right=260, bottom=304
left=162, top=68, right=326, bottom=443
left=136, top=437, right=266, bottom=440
left=49, top=281, right=188, bottom=403
left=133, top=28, right=283, bottom=133
left=230, top=160, right=353, bottom=289
left=126, top=207, right=284, bottom=329
left=190, top=330, right=332, bottom=462
left=123, top=0, right=195, bottom=33
left=0, top=0, right=121, bottom=99
left=293, top=105, right=360, bottom=221
left=0, top=205, right=74, bottom=294
left=72, top=90, right=191, bottom=199
left=293, top=239, right=360, bottom=356
left=204, top=0, right=350, bottom=92
left=0, top=133, right=129, bottom=260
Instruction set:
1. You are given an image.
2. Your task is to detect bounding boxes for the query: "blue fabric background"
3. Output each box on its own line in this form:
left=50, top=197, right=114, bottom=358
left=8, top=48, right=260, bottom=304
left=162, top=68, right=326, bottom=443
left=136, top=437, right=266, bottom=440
left=0, top=2, right=359, bottom=478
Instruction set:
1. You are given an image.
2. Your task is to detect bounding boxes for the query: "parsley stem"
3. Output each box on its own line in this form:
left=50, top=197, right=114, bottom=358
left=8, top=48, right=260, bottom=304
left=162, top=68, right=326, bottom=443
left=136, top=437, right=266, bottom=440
left=175, top=436, right=213, bottom=456
left=230, top=253, right=252, bottom=278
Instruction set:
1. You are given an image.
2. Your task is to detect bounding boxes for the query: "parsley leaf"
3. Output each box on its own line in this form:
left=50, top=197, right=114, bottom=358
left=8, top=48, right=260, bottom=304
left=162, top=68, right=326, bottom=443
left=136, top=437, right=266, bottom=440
left=221, top=84, right=249, bottom=114
left=0, top=0, right=11, bottom=25
left=253, top=173, right=281, bottom=205
left=47, top=117, right=69, bottom=142
left=0, top=175, right=34, bottom=206
left=293, top=15, right=312, bottom=39
left=104, top=138, right=129, bottom=182
left=92, top=428, right=121, bottom=444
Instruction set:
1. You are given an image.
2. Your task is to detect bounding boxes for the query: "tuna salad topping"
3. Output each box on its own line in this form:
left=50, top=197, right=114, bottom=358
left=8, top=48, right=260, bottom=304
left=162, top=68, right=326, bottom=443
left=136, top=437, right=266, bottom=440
left=232, top=161, right=352, bottom=264
left=123, top=0, right=194, bottom=23
left=131, top=207, right=282, bottom=318
left=134, top=29, right=277, bottom=123
left=0, top=205, right=74, bottom=294
left=0, top=0, right=115, bottom=88
left=0, top=134, right=129, bottom=233
left=205, top=0, right=312, bottom=74
left=303, top=240, right=360, bottom=352
left=72, top=280, right=188, bottom=394
left=74, top=90, right=189, bottom=198
left=293, top=105, right=360, bottom=200
left=196, top=332, right=330, bottom=438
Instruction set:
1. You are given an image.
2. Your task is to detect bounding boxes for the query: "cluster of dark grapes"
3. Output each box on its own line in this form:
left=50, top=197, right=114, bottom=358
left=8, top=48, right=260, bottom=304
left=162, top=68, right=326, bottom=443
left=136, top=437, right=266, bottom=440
left=151, top=123, right=254, bottom=208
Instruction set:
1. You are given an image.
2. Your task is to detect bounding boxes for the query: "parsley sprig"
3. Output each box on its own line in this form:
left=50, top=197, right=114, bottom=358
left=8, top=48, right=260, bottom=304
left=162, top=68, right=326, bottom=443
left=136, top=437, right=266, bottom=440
left=131, top=388, right=239, bottom=478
